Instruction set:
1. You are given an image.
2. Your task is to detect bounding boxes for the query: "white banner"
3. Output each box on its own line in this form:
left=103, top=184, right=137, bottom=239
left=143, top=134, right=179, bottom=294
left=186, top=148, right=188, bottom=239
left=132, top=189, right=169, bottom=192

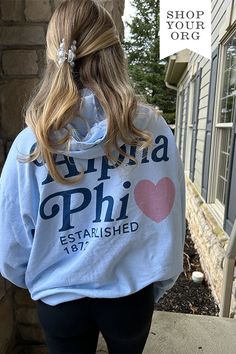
left=159, top=0, right=211, bottom=60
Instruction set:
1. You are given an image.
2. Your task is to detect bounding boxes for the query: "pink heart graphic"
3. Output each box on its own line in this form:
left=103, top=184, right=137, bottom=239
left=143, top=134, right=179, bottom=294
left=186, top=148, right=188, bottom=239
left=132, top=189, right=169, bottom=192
left=134, top=177, right=176, bottom=223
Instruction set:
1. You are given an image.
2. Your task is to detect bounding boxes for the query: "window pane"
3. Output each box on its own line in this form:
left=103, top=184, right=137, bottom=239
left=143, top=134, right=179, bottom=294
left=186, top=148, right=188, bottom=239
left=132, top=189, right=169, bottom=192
left=216, top=32, right=236, bottom=208
left=230, top=36, right=236, bottom=67
left=225, top=95, right=234, bottom=123
left=216, top=128, right=231, bottom=206
left=225, top=33, right=236, bottom=68
left=229, top=67, right=236, bottom=95
left=219, top=98, right=227, bottom=123
left=191, top=79, right=197, bottom=124
left=221, top=33, right=236, bottom=106
left=217, top=176, right=224, bottom=204
left=232, top=52, right=236, bottom=67
left=222, top=68, right=231, bottom=97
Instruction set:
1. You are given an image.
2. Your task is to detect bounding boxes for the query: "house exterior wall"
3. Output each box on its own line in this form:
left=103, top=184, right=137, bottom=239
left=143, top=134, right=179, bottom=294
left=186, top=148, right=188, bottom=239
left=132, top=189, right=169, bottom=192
left=173, top=0, right=236, bottom=317
left=0, top=1, right=125, bottom=352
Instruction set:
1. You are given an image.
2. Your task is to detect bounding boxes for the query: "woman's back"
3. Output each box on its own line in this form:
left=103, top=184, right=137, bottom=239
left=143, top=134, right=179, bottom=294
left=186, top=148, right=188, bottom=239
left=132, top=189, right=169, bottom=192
left=0, top=1, right=185, bottom=352
left=0, top=87, right=185, bottom=306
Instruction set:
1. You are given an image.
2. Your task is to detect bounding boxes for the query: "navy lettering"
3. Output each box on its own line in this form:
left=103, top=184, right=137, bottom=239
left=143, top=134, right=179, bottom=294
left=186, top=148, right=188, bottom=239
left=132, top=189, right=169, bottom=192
left=141, top=148, right=149, bottom=163
left=152, top=135, right=169, bottom=162
left=127, top=145, right=137, bottom=165
left=84, top=229, right=91, bottom=238
left=84, top=158, right=97, bottom=174
left=93, top=183, right=114, bottom=222
left=104, top=227, right=112, bottom=237
left=131, top=222, right=139, bottom=232
left=60, top=236, right=67, bottom=245
left=116, top=181, right=131, bottom=221
left=68, top=234, right=75, bottom=243
left=42, top=155, right=80, bottom=185
left=40, top=188, right=91, bottom=231
left=113, top=224, right=121, bottom=235
left=123, top=223, right=129, bottom=233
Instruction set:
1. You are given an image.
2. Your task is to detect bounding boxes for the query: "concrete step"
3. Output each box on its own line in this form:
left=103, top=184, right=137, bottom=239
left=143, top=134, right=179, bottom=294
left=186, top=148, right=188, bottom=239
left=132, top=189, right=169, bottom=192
left=97, top=311, right=236, bottom=354
left=10, top=311, right=236, bottom=354
left=144, top=311, right=236, bottom=354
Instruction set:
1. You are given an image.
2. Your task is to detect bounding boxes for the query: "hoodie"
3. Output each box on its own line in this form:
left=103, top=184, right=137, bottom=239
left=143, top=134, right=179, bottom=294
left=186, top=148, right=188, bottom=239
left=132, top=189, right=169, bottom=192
left=0, top=88, right=186, bottom=305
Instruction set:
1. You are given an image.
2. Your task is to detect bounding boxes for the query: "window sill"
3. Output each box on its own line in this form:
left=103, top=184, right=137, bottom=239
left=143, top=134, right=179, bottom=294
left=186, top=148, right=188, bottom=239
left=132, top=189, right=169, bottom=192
left=207, top=202, right=224, bottom=230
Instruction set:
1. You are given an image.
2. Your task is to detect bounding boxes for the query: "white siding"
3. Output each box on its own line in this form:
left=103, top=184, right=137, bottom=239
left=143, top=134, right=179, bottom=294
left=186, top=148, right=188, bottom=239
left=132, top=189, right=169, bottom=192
left=175, top=0, right=234, bottom=193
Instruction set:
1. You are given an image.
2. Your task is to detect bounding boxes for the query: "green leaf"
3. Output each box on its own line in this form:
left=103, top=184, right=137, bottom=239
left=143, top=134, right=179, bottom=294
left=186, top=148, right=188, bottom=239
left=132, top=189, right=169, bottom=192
left=123, top=0, right=176, bottom=122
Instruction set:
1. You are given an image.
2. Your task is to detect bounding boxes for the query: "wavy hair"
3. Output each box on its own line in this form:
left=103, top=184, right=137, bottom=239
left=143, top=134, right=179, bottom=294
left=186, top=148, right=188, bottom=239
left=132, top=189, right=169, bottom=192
left=24, top=0, right=153, bottom=184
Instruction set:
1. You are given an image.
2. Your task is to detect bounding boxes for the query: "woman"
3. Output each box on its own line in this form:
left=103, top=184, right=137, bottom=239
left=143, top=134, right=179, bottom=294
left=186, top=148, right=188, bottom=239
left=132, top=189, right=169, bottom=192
left=0, top=0, right=186, bottom=353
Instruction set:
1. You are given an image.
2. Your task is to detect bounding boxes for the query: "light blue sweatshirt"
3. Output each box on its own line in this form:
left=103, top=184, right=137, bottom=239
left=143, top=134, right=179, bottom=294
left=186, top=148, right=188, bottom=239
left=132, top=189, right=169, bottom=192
left=0, top=88, right=186, bottom=305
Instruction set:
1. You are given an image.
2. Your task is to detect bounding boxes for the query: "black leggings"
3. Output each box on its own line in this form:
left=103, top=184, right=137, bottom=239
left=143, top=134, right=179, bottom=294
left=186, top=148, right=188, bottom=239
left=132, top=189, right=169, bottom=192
left=36, top=283, right=154, bottom=354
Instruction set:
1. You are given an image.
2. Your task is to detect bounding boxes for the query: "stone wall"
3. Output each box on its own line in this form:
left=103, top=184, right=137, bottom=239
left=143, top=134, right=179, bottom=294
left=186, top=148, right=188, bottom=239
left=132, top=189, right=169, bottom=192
left=0, top=1, right=125, bottom=353
left=0, top=281, right=15, bottom=354
left=186, top=176, right=236, bottom=318
left=0, top=0, right=125, bottom=173
left=0, top=0, right=48, bottom=174
left=0, top=0, right=52, bottom=350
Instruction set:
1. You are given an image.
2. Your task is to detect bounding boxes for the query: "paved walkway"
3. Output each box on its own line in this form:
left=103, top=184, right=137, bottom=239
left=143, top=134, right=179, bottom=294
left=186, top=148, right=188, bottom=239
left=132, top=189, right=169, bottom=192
left=20, top=310, right=236, bottom=354
left=96, top=311, right=236, bottom=354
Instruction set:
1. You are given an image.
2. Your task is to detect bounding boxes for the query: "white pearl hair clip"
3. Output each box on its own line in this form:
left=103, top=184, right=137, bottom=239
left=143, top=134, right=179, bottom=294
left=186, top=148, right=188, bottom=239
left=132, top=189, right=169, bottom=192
left=57, top=38, right=77, bottom=67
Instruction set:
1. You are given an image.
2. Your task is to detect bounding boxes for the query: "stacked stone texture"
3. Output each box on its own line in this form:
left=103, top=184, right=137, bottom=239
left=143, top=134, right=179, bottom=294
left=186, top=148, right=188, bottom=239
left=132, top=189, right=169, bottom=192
left=1, top=1, right=235, bottom=353
left=0, top=0, right=54, bottom=351
left=0, top=1, right=124, bottom=353
left=186, top=177, right=236, bottom=318
left=0, top=0, right=50, bottom=175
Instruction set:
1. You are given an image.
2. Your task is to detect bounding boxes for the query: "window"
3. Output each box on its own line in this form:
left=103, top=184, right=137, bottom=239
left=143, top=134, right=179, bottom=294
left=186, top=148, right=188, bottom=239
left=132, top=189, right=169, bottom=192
left=189, top=68, right=202, bottom=182
left=178, top=89, right=185, bottom=156
left=215, top=33, right=236, bottom=207
left=191, top=77, right=197, bottom=126
left=176, top=91, right=183, bottom=147
left=185, top=73, right=199, bottom=175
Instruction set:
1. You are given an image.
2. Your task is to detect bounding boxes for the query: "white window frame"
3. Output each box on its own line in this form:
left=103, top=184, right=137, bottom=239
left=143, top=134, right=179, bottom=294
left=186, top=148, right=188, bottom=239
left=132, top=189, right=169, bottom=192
left=185, top=70, right=198, bottom=174
left=175, top=88, right=183, bottom=147
left=207, top=29, right=236, bottom=227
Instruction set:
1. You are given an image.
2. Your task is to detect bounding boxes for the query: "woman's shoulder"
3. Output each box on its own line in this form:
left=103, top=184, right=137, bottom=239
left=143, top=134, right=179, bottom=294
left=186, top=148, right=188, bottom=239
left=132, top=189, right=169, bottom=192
left=134, top=103, right=173, bottom=139
left=10, top=127, right=37, bottom=155
left=1, top=127, right=37, bottom=176
left=14, top=126, right=36, bottom=143
left=0, top=127, right=37, bottom=192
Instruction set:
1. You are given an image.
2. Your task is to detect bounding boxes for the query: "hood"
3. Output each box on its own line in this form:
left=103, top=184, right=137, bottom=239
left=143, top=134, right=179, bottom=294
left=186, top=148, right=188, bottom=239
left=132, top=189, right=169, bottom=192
left=53, top=87, right=108, bottom=159
left=52, top=87, right=147, bottom=160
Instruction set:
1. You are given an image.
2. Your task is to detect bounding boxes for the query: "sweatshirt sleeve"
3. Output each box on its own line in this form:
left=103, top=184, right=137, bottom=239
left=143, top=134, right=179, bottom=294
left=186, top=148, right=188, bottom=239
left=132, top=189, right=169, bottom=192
left=0, top=196, right=32, bottom=289
left=153, top=274, right=180, bottom=303
left=153, top=129, right=186, bottom=303
left=153, top=163, right=186, bottom=303
left=156, top=113, right=186, bottom=248
left=0, top=132, right=35, bottom=289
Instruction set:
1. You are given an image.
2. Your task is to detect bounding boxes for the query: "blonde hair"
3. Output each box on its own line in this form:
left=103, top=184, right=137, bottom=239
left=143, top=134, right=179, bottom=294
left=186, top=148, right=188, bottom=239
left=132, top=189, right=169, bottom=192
left=24, top=0, right=153, bottom=185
